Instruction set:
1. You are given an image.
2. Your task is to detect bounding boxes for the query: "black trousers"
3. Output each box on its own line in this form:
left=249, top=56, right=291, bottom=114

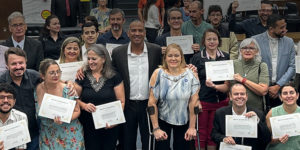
left=84, top=126, right=119, bottom=150
left=123, top=100, right=150, bottom=150
left=155, top=119, right=189, bottom=150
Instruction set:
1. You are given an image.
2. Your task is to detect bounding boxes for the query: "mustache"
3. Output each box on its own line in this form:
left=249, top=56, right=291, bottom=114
left=0, top=102, right=11, bottom=107
left=13, top=68, right=24, bottom=72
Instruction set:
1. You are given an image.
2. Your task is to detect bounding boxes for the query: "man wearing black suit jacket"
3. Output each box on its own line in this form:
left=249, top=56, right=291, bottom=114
left=111, top=20, right=162, bottom=150
left=3, top=11, right=43, bottom=71
left=211, top=83, right=271, bottom=150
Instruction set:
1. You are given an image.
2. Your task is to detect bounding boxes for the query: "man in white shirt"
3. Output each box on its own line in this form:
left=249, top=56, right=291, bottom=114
left=253, top=14, right=295, bottom=108
left=111, top=20, right=162, bottom=150
left=0, top=83, right=28, bottom=150
left=211, top=83, right=271, bottom=150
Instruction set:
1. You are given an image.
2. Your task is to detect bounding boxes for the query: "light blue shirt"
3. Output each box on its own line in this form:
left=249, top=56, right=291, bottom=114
left=151, top=68, right=200, bottom=125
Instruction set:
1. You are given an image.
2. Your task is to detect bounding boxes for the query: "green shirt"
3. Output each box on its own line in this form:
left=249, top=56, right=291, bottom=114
left=181, top=20, right=213, bottom=46
left=267, top=105, right=300, bottom=150
left=230, top=59, right=269, bottom=110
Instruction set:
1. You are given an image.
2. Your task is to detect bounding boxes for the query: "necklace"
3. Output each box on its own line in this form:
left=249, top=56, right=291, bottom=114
left=164, top=75, right=185, bottom=82
left=241, top=61, right=254, bottom=77
left=163, top=69, right=185, bottom=82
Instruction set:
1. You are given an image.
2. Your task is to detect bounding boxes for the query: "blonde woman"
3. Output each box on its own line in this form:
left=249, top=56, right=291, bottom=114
left=148, top=43, right=200, bottom=149
left=58, top=37, right=82, bottom=63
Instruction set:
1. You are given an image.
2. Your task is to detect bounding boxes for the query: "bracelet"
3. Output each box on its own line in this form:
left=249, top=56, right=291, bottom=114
left=242, top=78, right=247, bottom=84
left=152, top=127, right=160, bottom=133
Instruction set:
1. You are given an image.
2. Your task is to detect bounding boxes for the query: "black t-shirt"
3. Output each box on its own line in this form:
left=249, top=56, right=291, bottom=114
left=76, top=72, right=122, bottom=129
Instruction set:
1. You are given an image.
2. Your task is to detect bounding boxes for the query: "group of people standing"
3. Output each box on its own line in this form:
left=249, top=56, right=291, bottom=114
left=0, top=0, right=299, bottom=150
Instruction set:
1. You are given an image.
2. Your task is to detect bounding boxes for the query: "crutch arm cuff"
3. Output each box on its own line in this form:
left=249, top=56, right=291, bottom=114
left=147, top=106, right=155, bottom=115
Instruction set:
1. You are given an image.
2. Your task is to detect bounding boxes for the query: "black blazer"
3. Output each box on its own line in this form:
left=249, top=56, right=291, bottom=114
left=211, top=105, right=271, bottom=150
left=3, top=36, right=44, bottom=71
left=111, top=42, right=162, bottom=100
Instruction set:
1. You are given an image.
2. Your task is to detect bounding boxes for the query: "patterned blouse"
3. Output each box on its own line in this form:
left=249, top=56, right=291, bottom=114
left=90, top=8, right=111, bottom=31
left=151, top=68, right=200, bottom=125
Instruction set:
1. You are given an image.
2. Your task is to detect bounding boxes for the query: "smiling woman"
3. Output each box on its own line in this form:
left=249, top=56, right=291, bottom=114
left=148, top=43, right=200, bottom=149
left=190, top=28, right=229, bottom=150
left=266, top=84, right=300, bottom=150
left=58, top=37, right=83, bottom=64
left=35, top=59, right=84, bottom=149
left=39, top=15, right=66, bottom=60
left=75, top=44, right=125, bottom=149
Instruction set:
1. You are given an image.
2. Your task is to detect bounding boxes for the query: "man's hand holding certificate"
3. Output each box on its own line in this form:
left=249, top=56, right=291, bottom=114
left=166, top=35, right=194, bottom=54
left=205, top=60, right=234, bottom=81
left=0, top=120, right=31, bottom=150
left=226, top=115, right=257, bottom=138
left=270, top=113, right=300, bottom=139
left=38, top=93, right=76, bottom=123
left=92, top=101, right=125, bottom=129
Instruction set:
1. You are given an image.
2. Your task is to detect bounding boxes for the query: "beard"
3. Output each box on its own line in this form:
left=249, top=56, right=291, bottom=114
left=111, top=24, right=120, bottom=31
left=0, top=107, right=12, bottom=114
left=12, top=67, right=25, bottom=77
left=274, top=32, right=284, bottom=38
left=0, top=103, right=12, bottom=114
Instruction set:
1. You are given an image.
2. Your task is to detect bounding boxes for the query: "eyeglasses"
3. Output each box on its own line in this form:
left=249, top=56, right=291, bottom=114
left=10, top=23, right=25, bottom=28
left=241, top=47, right=256, bottom=51
left=48, top=70, right=62, bottom=76
left=0, top=95, right=14, bottom=100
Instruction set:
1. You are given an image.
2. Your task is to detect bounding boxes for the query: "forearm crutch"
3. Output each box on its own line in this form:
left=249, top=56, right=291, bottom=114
left=146, top=107, right=155, bottom=150
left=194, top=106, right=202, bottom=150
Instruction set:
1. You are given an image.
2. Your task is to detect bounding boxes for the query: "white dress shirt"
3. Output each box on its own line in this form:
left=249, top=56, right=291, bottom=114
left=12, top=36, right=25, bottom=50
left=267, top=32, right=279, bottom=82
left=127, top=42, right=149, bottom=100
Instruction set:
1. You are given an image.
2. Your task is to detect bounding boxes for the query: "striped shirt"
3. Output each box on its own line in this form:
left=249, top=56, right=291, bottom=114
left=0, top=109, right=28, bottom=149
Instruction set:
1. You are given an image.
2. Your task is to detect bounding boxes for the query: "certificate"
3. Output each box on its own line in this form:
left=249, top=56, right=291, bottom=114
left=92, top=101, right=125, bottom=129
left=296, top=56, right=300, bottom=74
left=0, top=120, right=31, bottom=150
left=270, top=113, right=300, bottom=139
left=236, top=0, right=261, bottom=12
left=220, top=142, right=252, bottom=150
left=226, top=115, right=257, bottom=138
left=106, top=43, right=122, bottom=56
left=166, top=35, right=194, bottom=54
left=59, top=61, right=84, bottom=81
left=38, top=93, right=76, bottom=123
left=205, top=60, right=234, bottom=81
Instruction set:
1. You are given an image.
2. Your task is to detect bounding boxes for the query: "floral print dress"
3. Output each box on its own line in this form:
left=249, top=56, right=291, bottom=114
left=35, top=87, right=85, bottom=150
